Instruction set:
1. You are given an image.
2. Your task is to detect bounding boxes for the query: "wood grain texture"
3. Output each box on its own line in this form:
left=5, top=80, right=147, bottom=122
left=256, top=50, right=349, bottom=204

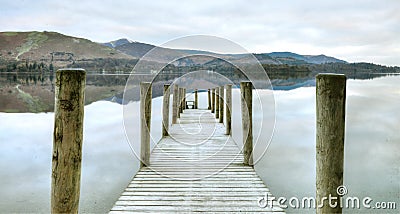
left=52, top=69, right=85, bottom=213
left=241, top=82, right=253, bottom=166
left=162, top=84, right=170, bottom=136
left=316, top=74, right=346, bottom=214
left=140, top=82, right=152, bottom=168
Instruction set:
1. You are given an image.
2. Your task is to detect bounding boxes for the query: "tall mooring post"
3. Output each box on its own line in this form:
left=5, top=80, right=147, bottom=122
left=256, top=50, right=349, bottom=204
left=162, top=84, right=170, bottom=136
left=52, top=69, right=85, bottom=213
left=316, top=74, right=346, bottom=214
left=225, top=84, right=232, bottom=135
left=240, top=82, right=253, bottom=166
left=140, top=82, right=152, bottom=168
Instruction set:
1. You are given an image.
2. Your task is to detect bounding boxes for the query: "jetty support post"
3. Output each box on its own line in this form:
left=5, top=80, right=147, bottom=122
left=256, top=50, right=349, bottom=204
left=162, top=84, right=170, bottom=136
left=211, top=88, right=216, bottom=113
left=219, top=86, right=224, bottom=123
left=52, top=69, right=86, bottom=213
left=195, top=89, right=198, bottom=109
left=183, top=88, right=186, bottom=110
left=179, top=87, right=183, bottom=116
left=215, top=87, right=220, bottom=119
left=240, top=82, right=253, bottom=166
left=316, top=74, right=346, bottom=214
left=208, top=89, right=211, bottom=110
left=140, top=82, right=152, bottom=168
left=172, top=84, right=179, bottom=124
left=225, top=84, right=232, bottom=135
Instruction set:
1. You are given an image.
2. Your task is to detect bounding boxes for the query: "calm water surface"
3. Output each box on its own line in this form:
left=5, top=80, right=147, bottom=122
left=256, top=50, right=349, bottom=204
left=0, top=76, right=398, bottom=213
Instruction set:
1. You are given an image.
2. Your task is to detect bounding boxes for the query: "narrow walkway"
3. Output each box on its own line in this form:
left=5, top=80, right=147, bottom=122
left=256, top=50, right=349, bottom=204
left=110, top=109, right=284, bottom=213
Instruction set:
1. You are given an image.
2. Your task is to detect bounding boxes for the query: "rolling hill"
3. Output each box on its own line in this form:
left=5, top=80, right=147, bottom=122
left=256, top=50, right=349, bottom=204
left=0, top=31, right=348, bottom=68
left=0, top=31, right=133, bottom=67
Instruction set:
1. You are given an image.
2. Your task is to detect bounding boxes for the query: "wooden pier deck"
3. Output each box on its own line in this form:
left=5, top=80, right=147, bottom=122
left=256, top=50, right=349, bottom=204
left=51, top=74, right=346, bottom=213
left=110, top=109, right=284, bottom=213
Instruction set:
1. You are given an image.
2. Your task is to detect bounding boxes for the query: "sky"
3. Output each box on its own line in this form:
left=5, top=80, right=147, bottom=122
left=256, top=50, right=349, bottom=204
left=0, top=0, right=399, bottom=66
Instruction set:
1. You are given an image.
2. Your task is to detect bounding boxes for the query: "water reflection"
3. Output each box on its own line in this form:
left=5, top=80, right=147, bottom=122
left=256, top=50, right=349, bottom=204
left=0, top=76, right=399, bottom=213
left=255, top=75, right=400, bottom=213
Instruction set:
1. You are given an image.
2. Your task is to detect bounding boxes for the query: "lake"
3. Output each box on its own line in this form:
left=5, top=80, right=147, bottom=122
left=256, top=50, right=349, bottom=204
left=0, top=75, right=399, bottom=213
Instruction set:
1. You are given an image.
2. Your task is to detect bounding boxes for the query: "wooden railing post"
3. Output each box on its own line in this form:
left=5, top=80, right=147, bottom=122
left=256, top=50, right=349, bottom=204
left=211, top=88, right=216, bottom=113
left=215, top=87, right=220, bottom=119
left=194, top=89, right=198, bottom=109
left=140, top=82, right=152, bottom=168
left=316, top=74, right=346, bottom=214
left=52, top=69, right=85, bottom=213
left=219, top=86, right=224, bottom=123
left=162, top=84, right=170, bottom=136
left=172, top=84, right=179, bottom=124
left=225, top=84, right=232, bottom=135
left=208, top=89, right=211, bottom=110
left=240, top=82, right=253, bottom=166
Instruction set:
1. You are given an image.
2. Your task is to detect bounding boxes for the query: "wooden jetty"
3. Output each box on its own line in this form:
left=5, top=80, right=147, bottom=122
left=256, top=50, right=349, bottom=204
left=51, top=69, right=346, bottom=213
left=109, top=83, right=284, bottom=213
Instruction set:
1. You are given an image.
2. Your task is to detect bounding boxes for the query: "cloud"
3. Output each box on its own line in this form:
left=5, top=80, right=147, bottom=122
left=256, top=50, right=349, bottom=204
left=0, top=0, right=399, bottom=65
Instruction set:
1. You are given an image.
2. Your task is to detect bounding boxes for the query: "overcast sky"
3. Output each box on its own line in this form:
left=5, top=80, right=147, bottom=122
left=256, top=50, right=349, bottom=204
left=1, top=0, right=399, bottom=66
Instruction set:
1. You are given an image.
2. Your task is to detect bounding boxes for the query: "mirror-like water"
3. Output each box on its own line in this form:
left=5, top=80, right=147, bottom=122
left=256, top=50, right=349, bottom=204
left=0, top=76, right=398, bottom=213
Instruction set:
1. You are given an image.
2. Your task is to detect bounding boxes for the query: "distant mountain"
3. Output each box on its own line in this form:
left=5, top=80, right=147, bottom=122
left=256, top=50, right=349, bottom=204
left=0, top=31, right=133, bottom=66
left=101, top=39, right=347, bottom=66
left=267, top=52, right=306, bottom=60
left=115, top=42, right=157, bottom=58
left=266, top=52, right=346, bottom=64
left=303, top=54, right=347, bottom=64
left=112, top=41, right=225, bottom=65
left=101, top=38, right=132, bottom=48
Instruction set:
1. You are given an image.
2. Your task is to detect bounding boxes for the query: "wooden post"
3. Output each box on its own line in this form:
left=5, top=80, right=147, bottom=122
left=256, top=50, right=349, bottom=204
left=183, top=88, right=186, bottom=110
left=140, top=82, right=152, bottom=168
left=215, top=87, right=220, bottom=119
left=194, top=89, right=198, bottom=109
left=219, top=86, right=224, bottom=123
left=172, top=84, right=179, bottom=124
left=52, top=69, right=85, bottom=213
left=179, top=88, right=183, bottom=115
left=162, top=84, right=170, bottom=136
left=211, top=88, right=216, bottom=113
left=225, top=84, right=232, bottom=135
left=316, top=74, right=346, bottom=214
left=208, top=89, right=211, bottom=110
left=241, top=82, right=253, bottom=166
